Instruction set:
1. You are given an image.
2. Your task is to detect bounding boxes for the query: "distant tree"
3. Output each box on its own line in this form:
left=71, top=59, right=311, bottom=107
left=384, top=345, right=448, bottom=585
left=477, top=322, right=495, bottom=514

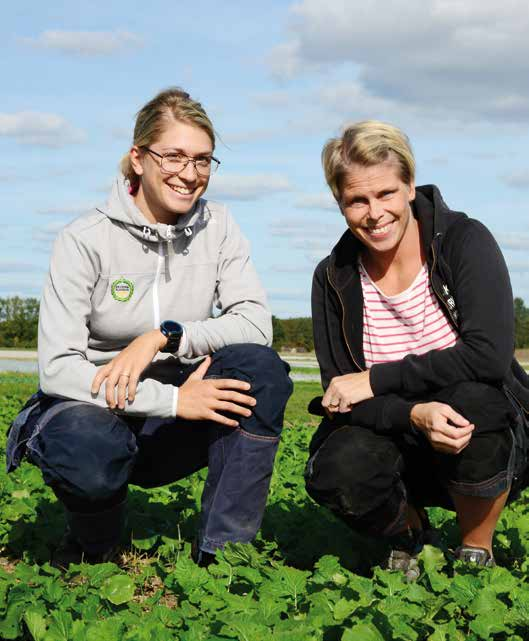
left=0, top=297, right=39, bottom=347
left=272, top=315, right=286, bottom=351
left=514, top=297, right=529, bottom=348
left=272, top=316, right=314, bottom=352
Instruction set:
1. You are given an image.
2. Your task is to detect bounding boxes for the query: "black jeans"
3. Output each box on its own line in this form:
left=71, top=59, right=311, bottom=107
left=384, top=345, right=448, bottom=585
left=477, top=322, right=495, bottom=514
left=305, top=381, right=517, bottom=537
left=25, top=344, right=293, bottom=554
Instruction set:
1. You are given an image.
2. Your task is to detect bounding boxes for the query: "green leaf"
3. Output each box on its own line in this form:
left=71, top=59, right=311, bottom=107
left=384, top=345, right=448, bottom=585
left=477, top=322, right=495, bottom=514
left=419, top=546, right=450, bottom=594
left=43, top=611, right=73, bottom=641
left=23, top=608, right=47, bottom=641
left=342, top=623, right=385, bottom=641
left=131, top=533, right=159, bottom=551
left=449, top=574, right=482, bottom=607
left=165, top=557, right=210, bottom=593
left=468, top=586, right=508, bottom=618
left=85, top=562, right=120, bottom=587
left=100, top=574, right=136, bottom=605
left=85, top=619, right=125, bottom=641
left=333, top=597, right=358, bottom=621
left=469, top=612, right=509, bottom=639
left=373, top=567, right=408, bottom=594
left=312, top=555, right=349, bottom=586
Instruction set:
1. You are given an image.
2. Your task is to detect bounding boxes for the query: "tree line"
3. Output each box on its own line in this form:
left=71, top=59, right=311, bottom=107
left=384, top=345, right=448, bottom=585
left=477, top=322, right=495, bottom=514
left=1, top=296, right=529, bottom=351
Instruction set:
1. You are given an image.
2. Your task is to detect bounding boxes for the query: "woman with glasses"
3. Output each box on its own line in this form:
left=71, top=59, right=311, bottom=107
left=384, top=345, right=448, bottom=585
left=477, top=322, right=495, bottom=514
left=7, top=87, right=292, bottom=567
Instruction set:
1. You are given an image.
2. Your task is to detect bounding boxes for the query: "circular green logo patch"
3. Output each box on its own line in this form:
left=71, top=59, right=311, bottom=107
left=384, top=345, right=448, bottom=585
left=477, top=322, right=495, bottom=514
left=111, top=278, right=134, bottom=302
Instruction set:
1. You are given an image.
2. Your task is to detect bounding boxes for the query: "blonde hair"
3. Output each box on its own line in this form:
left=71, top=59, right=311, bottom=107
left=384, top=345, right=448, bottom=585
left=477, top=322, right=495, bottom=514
left=121, top=87, right=215, bottom=192
left=322, top=120, right=415, bottom=201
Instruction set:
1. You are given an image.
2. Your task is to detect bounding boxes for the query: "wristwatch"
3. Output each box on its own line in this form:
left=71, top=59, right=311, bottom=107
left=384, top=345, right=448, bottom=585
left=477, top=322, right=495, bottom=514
left=159, top=320, right=184, bottom=353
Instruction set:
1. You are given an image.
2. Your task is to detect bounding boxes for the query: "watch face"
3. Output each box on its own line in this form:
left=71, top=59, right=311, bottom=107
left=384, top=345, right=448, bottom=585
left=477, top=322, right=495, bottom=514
left=162, top=320, right=183, bottom=336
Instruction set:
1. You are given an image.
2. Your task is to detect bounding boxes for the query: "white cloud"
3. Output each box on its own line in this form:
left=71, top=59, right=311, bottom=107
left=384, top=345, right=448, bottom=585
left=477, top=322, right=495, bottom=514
left=268, top=288, right=309, bottom=302
left=507, top=259, right=529, bottom=273
left=20, top=29, right=143, bottom=56
left=0, top=262, right=42, bottom=273
left=207, top=173, right=293, bottom=201
left=497, top=233, right=529, bottom=251
left=32, top=221, right=66, bottom=251
left=294, top=192, right=337, bottom=211
left=223, top=128, right=280, bottom=145
left=0, top=111, right=85, bottom=147
left=502, top=170, right=529, bottom=189
left=37, top=203, right=95, bottom=217
left=270, top=0, right=529, bottom=122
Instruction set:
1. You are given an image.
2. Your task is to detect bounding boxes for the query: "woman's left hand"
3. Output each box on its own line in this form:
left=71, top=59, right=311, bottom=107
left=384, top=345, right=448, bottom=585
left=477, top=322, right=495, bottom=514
left=91, top=329, right=167, bottom=410
left=321, top=370, right=374, bottom=414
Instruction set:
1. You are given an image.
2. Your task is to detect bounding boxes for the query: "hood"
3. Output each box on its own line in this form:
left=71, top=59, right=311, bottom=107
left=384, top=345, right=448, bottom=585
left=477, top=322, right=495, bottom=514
left=95, top=174, right=207, bottom=244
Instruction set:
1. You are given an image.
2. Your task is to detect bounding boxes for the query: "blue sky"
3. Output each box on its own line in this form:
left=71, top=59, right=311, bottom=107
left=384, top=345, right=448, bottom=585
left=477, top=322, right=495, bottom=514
left=2, top=0, right=529, bottom=317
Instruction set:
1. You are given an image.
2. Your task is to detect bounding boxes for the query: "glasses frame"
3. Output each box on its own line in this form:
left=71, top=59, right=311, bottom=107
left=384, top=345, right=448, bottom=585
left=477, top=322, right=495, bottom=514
left=142, top=147, right=220, bottom=176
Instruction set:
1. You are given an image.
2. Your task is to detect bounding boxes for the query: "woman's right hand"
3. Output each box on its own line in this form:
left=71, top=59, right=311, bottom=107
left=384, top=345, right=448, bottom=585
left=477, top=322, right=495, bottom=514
left=177, top=356, right=256, bottom=428
left=410, top=402, right=475, bottom=455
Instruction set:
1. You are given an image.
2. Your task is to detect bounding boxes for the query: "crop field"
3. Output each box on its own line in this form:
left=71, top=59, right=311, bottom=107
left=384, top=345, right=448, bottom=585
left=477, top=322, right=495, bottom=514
left=1, top=372, right=529, bottom=640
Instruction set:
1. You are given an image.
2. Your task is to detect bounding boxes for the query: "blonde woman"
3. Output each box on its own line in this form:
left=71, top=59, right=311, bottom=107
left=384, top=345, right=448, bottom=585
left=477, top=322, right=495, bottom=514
left=306, top=120, right=528, bottom=577
left=8, top=88, right=292, bottom=567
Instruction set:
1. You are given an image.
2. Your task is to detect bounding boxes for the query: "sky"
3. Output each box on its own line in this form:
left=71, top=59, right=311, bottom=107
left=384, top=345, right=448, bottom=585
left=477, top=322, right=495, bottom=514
left=2, top=0, right=529, bottom=318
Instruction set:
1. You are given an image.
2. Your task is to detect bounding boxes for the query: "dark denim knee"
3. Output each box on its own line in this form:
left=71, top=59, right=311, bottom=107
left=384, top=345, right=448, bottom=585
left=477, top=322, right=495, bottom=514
left=28, top=403, right=138, bottom=501
left=210, top=344, right=293, bottom=437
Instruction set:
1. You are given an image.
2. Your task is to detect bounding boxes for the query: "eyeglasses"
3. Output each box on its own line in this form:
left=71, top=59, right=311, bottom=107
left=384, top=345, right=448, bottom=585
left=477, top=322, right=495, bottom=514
left=142, top=147, right=220, bottom=176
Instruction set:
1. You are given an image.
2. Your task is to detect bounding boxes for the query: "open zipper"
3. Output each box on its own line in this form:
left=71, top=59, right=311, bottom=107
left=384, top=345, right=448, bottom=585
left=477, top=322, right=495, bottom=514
left=326, top=265, right=364, bottom=372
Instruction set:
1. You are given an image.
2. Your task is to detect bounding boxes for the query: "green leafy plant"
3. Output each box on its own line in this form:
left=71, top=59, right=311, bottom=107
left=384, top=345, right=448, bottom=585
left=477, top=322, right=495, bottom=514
left=1, top=373, right=529, bottom=640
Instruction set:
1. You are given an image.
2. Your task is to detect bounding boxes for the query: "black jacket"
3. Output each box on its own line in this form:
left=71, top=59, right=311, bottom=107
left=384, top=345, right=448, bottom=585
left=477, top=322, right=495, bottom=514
left=310, top=185, right=529, bottom=433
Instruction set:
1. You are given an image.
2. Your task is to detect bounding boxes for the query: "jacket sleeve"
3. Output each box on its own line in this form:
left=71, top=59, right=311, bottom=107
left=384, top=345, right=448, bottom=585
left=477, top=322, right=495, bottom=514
left=370, top=219, right=514, bottom=396
left=311, top=259, right=416, bottom=432
left=38, top=228, right=176, bottom=417
left=180, top=210, right=272, bottom=357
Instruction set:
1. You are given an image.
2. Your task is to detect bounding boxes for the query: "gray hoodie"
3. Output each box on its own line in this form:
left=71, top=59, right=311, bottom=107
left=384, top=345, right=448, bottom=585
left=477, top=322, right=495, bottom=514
left=38, top=175, right=272, bottom=418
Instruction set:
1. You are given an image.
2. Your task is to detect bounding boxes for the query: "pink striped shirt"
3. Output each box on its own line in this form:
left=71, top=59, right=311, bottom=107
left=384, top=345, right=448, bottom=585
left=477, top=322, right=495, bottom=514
left=359, top=260, right=458, bottom=368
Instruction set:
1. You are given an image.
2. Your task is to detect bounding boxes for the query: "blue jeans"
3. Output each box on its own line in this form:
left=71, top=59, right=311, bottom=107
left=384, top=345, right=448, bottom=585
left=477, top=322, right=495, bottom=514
left=23, top=344, right=293, bottom=555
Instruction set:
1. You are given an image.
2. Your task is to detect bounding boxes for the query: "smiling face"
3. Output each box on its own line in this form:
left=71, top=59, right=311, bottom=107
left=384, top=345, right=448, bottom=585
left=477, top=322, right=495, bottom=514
left=130, top=118, right=213, bottom=224
left=339, top=158, right=416, bottom=260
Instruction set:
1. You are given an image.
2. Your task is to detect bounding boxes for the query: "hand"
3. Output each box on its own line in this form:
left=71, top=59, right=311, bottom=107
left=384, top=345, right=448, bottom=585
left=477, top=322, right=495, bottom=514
left=322, top=370, right=373, bottom=414
left=410, top=402, right=475, bottom=455
left=91, top=329, right=167, bottom=410
left=177, top=356, right=256, bottom=428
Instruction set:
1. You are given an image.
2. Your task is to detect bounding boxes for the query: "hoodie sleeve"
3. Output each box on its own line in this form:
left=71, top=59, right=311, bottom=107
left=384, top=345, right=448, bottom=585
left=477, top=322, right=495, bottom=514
left=179, top=209, right=272, bottom=357
left=38, top=227, right=176, bottom=418
left=369, top=219, right=514, bottom=397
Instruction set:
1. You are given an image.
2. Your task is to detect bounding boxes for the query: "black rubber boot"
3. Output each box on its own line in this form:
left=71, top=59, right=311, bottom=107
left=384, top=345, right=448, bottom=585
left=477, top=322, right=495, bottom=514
left=191, top=538, right=217, bottom=568
left=51, top=501, right=127, bottom=569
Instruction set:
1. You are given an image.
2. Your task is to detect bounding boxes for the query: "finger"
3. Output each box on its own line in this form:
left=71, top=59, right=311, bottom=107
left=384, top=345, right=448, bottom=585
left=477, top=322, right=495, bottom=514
left=208, top=410, right=239, bottom=428
left=210, top=378, right=252, bottom=392
left=321, top=389, right=334, bottom=408
left=338, top=399, right=351, bottom=413
left=443, top=405, right=471, bottom=427
left=189, top=356, right=211, bottom=381
left=117, top=376, right=129, bottom=410
left=91, top=364, right=111, bottom=394
left=127, top=373, right=139, bottom=403
left=321, top=392, right=339, bottom=409
left=436, top=424, right=475, bottom=440
left=218, top=390, right=256, bottom=406
left=105, top=372, right=120, bottom=408
left=432, top=431, right=472, bottom=452
left=215, top=401, right=252, bottom=417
